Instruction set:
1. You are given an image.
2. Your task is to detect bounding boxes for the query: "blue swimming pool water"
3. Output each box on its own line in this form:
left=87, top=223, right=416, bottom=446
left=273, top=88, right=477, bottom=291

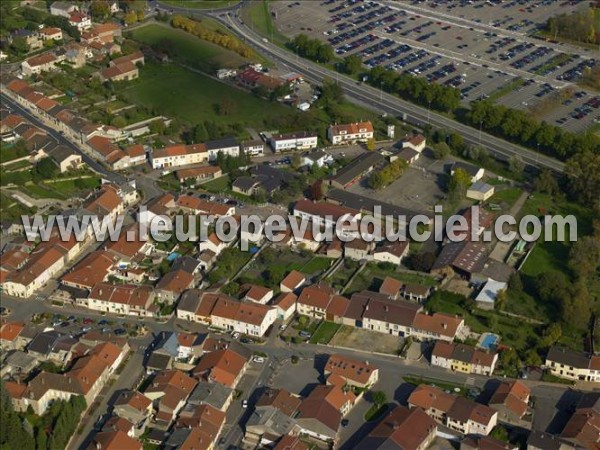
left=481, top=334, right=498, bottom=350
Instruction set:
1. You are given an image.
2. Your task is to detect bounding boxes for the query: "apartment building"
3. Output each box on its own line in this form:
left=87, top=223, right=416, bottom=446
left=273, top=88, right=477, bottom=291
left=545, top=347, right=600, bottom=382
left=327, top=121, right=374, bottom=145
left=150, top=144, right=208, bottom=169
left=269, top=131, right=318, bottom=152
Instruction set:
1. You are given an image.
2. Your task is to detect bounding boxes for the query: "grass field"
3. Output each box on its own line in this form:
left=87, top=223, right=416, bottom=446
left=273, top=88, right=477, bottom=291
left=309, top=321, right=341, bottom=344
left=127, top=24, right=251, bottom=73
left=301, top=257, right=332, bottom=275
left=119, top=63, right=290, bottom=127
left=243, top=0, right=289, bottom=46
left=488, top=187, right=522, bottom=210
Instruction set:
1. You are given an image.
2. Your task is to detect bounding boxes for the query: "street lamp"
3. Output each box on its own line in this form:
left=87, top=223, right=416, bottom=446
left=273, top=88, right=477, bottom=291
left=427, top=99, right=432, bottom=125
left=478, top=120, right=483, bottom=145
left=380, top=82, right=384, bottom=103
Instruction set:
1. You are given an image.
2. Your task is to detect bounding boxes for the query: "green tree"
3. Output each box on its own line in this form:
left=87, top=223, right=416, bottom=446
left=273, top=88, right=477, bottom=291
left=508, top=155, right=525, bottom=177
left=90, top=1, right=110, bottom=20
left=432, top=142, right=450, bottom=160
left=533, top=169, right=559, bottom=195
left=124, top=11, right=137, bottom=25
left=568, top=236, right=600, bottom=280
left=34, top=157, right=58, bottom=179
left=371, top=390, right=387, bottom=406
left=541, top=323, right=562, bottom=347
left=10, top=37, right=29, bottom=55
left=566, top=150, right=600, bottom=204
left=342, top=54, right=363, bottom=75
left=448, top=168, right=470, bottom=196
left=490, top=425, right=510, bottom=442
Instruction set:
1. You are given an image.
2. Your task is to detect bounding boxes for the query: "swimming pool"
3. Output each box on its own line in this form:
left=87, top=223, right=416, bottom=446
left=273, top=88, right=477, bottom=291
left=480, top=333, right=499, bottom=350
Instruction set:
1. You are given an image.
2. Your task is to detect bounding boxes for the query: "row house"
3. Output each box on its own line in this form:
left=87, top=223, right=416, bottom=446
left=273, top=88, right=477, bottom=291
left=177, top=165, right=222, bottom=184
left=150, top=144, right=208, bottom=169
left=545, top=346, right=600, bottom=383
left=6, top=341, right=127, bottom=415
left=431, top=341, right=498, bottom=376
left=408, top=385, right=498, bottom=436
left=205, top=137, right=240, bottom=161
left=293, top=199, right=361, bottom=239
left=327, top=121, right=374, bottom=145
left=269, top=131, right=318, bottom=152
left=77, top=283, right=155, bottom=317
left=487, top=380, right=530, bottom=423
left=296, top=283, right=349, bottom=322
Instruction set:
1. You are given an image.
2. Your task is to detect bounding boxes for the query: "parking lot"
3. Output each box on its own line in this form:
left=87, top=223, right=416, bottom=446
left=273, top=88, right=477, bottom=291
left=32, top=312, right=146, bottom=340
left=347, top=151, right=448, bottom=214
left=271, top=0, right=599, bottom=134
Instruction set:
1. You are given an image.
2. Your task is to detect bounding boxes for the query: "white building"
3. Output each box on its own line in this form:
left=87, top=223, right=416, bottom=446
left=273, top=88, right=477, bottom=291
left=327, top=121, right=374, bottom=145
left=205, top=138, right=239, bottom=161
left=269, top=131, right=317, bottom=152
left=150, top=144, right=208, bottom=169
left=402, top=134, right=426, bottom=153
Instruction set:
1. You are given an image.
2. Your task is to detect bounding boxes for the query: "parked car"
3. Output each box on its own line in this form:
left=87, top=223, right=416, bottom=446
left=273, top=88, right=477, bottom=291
left=114, top=328, right=127, bottom=336
left=253, top=356, right=265, bottom=363
left=83, top=318, right=94, bottom=325
left=242, top=400, right=248, bottom=408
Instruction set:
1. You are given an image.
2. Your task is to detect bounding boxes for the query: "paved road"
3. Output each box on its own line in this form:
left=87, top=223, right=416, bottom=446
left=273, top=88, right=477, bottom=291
left=217, top=11, right=565, bottom=173
left=69, top=348, right=146, bottom=450
left=1, top=93, right=126, bottom=185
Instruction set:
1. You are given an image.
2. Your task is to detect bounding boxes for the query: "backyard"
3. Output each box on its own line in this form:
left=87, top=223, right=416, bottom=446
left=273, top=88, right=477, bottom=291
left=346, top=262, right=438, bottom=294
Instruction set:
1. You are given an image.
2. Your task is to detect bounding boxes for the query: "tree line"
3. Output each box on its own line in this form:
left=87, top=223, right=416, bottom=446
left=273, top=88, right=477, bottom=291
left=467, top=99, right=600, bottom=161
left=368, top=159, right=408, bottom=190
left=287, top=34, right=335, bottom=63
left=171, top=15, right=253, bottom=58
left=365, top=65, right=461, bottom=113
left=546, top=7, right=600, bottom=45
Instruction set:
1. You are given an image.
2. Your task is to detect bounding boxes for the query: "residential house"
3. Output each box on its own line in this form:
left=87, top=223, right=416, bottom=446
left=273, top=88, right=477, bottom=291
left=487, top=380, right=530, bottom=423
left=113, top=390, right=154, bottom=436
left=47, top=145, right=83, bottom=172
left=280, top=270, right=306, bottom=293
left=344, top=238, right=374, bottom=261
left=269, top=131, right=318, bottom=152
left=271, top=292, right=297, bottom=322
left=243, top=284, right=274, bottom=304
left=355, top=405, right=437, bottom=450
left=210, top=298, right=277, bottom=337
left=241, top=139, right=265, bottom=156
left=324, top=354, right=379, bottom=389
left=378, top=277, right=403, bottom=300
left=88, top=430, right=142, bottom=450
left=61, top=251, right=118, bottom=290
left=205, top=137, right=239, bottom=161
left=408, top=385, right=497, bottom=436
left=293, top=199, right=360, bottom=237
left=186, top=380, right=234, bottom=412
left=302, top=150, right=334, bottom=168
left=403, top=284, right=432, bottom=303
left=78, top=283, right=155, bottom=317
left=0, top=322, right=26, bottom=351
left=431, top=341, right=498, bottom=376
left=451, top=161, right=485, bottom=183
left=151, top=144, right=209, bottom=169
left=560, top=393, right=600, bottom=449
left=68, top=11, right=92, bottom=30
left=21, top=53, right=58, bottom=76
left=192, top=348, right=248, bottom=388
left=545, top=347, right=600, bottom=382
left=327, top=121, right=374, bottom=145
left=155, top=269, right=195, bottom=305
left=373, top=241, right=409, bottom=265
left=402, top=134, right=426, bottom=153
left=296, top=383, right=356, bottom=443
left=144, top=370, right=197, bottom=429
left=177, top=166, right=222, bottom=184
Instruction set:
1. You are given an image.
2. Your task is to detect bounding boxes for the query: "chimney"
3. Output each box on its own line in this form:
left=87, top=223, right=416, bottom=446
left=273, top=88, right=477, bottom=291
left=442, top=323, right=447, bottom=330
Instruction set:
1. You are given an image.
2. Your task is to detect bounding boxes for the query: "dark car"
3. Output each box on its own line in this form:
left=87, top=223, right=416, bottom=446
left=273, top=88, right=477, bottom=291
left=114, top=328, right=127, bottom=336
left=341, top=419, right=349, bottom=427
left=98, top=319, right=109, bottom=325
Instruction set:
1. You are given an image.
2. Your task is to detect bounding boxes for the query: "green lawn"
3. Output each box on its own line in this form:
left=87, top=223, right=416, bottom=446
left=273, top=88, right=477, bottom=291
left=127, top=24, right=251, bottom=73
left=309, top=321, right=341, bottom=344
left=119, top=63, right=290, bottom=127
left=488, top=187, right=522, bottom=210
left=201, top=175, right=231, bottom=193
left=347, top=262, right=438, bottom=294
left=43, top=177, right=100, bottom=197
left=301, top=257, right=332, bottom=274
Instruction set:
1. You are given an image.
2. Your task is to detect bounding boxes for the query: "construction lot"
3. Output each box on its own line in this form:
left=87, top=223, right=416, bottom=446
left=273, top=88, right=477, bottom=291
left=328, top=325, right=403, bottom=355
left=270, top=0, right=599, bottom=134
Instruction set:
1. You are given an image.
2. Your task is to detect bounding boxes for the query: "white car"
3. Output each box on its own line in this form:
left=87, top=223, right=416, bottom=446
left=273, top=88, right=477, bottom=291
left=242, top=400, right=248, bottom=408
left=253, top=356, right=265, bottom=363
left=232, top=332, right=240, bottom=340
